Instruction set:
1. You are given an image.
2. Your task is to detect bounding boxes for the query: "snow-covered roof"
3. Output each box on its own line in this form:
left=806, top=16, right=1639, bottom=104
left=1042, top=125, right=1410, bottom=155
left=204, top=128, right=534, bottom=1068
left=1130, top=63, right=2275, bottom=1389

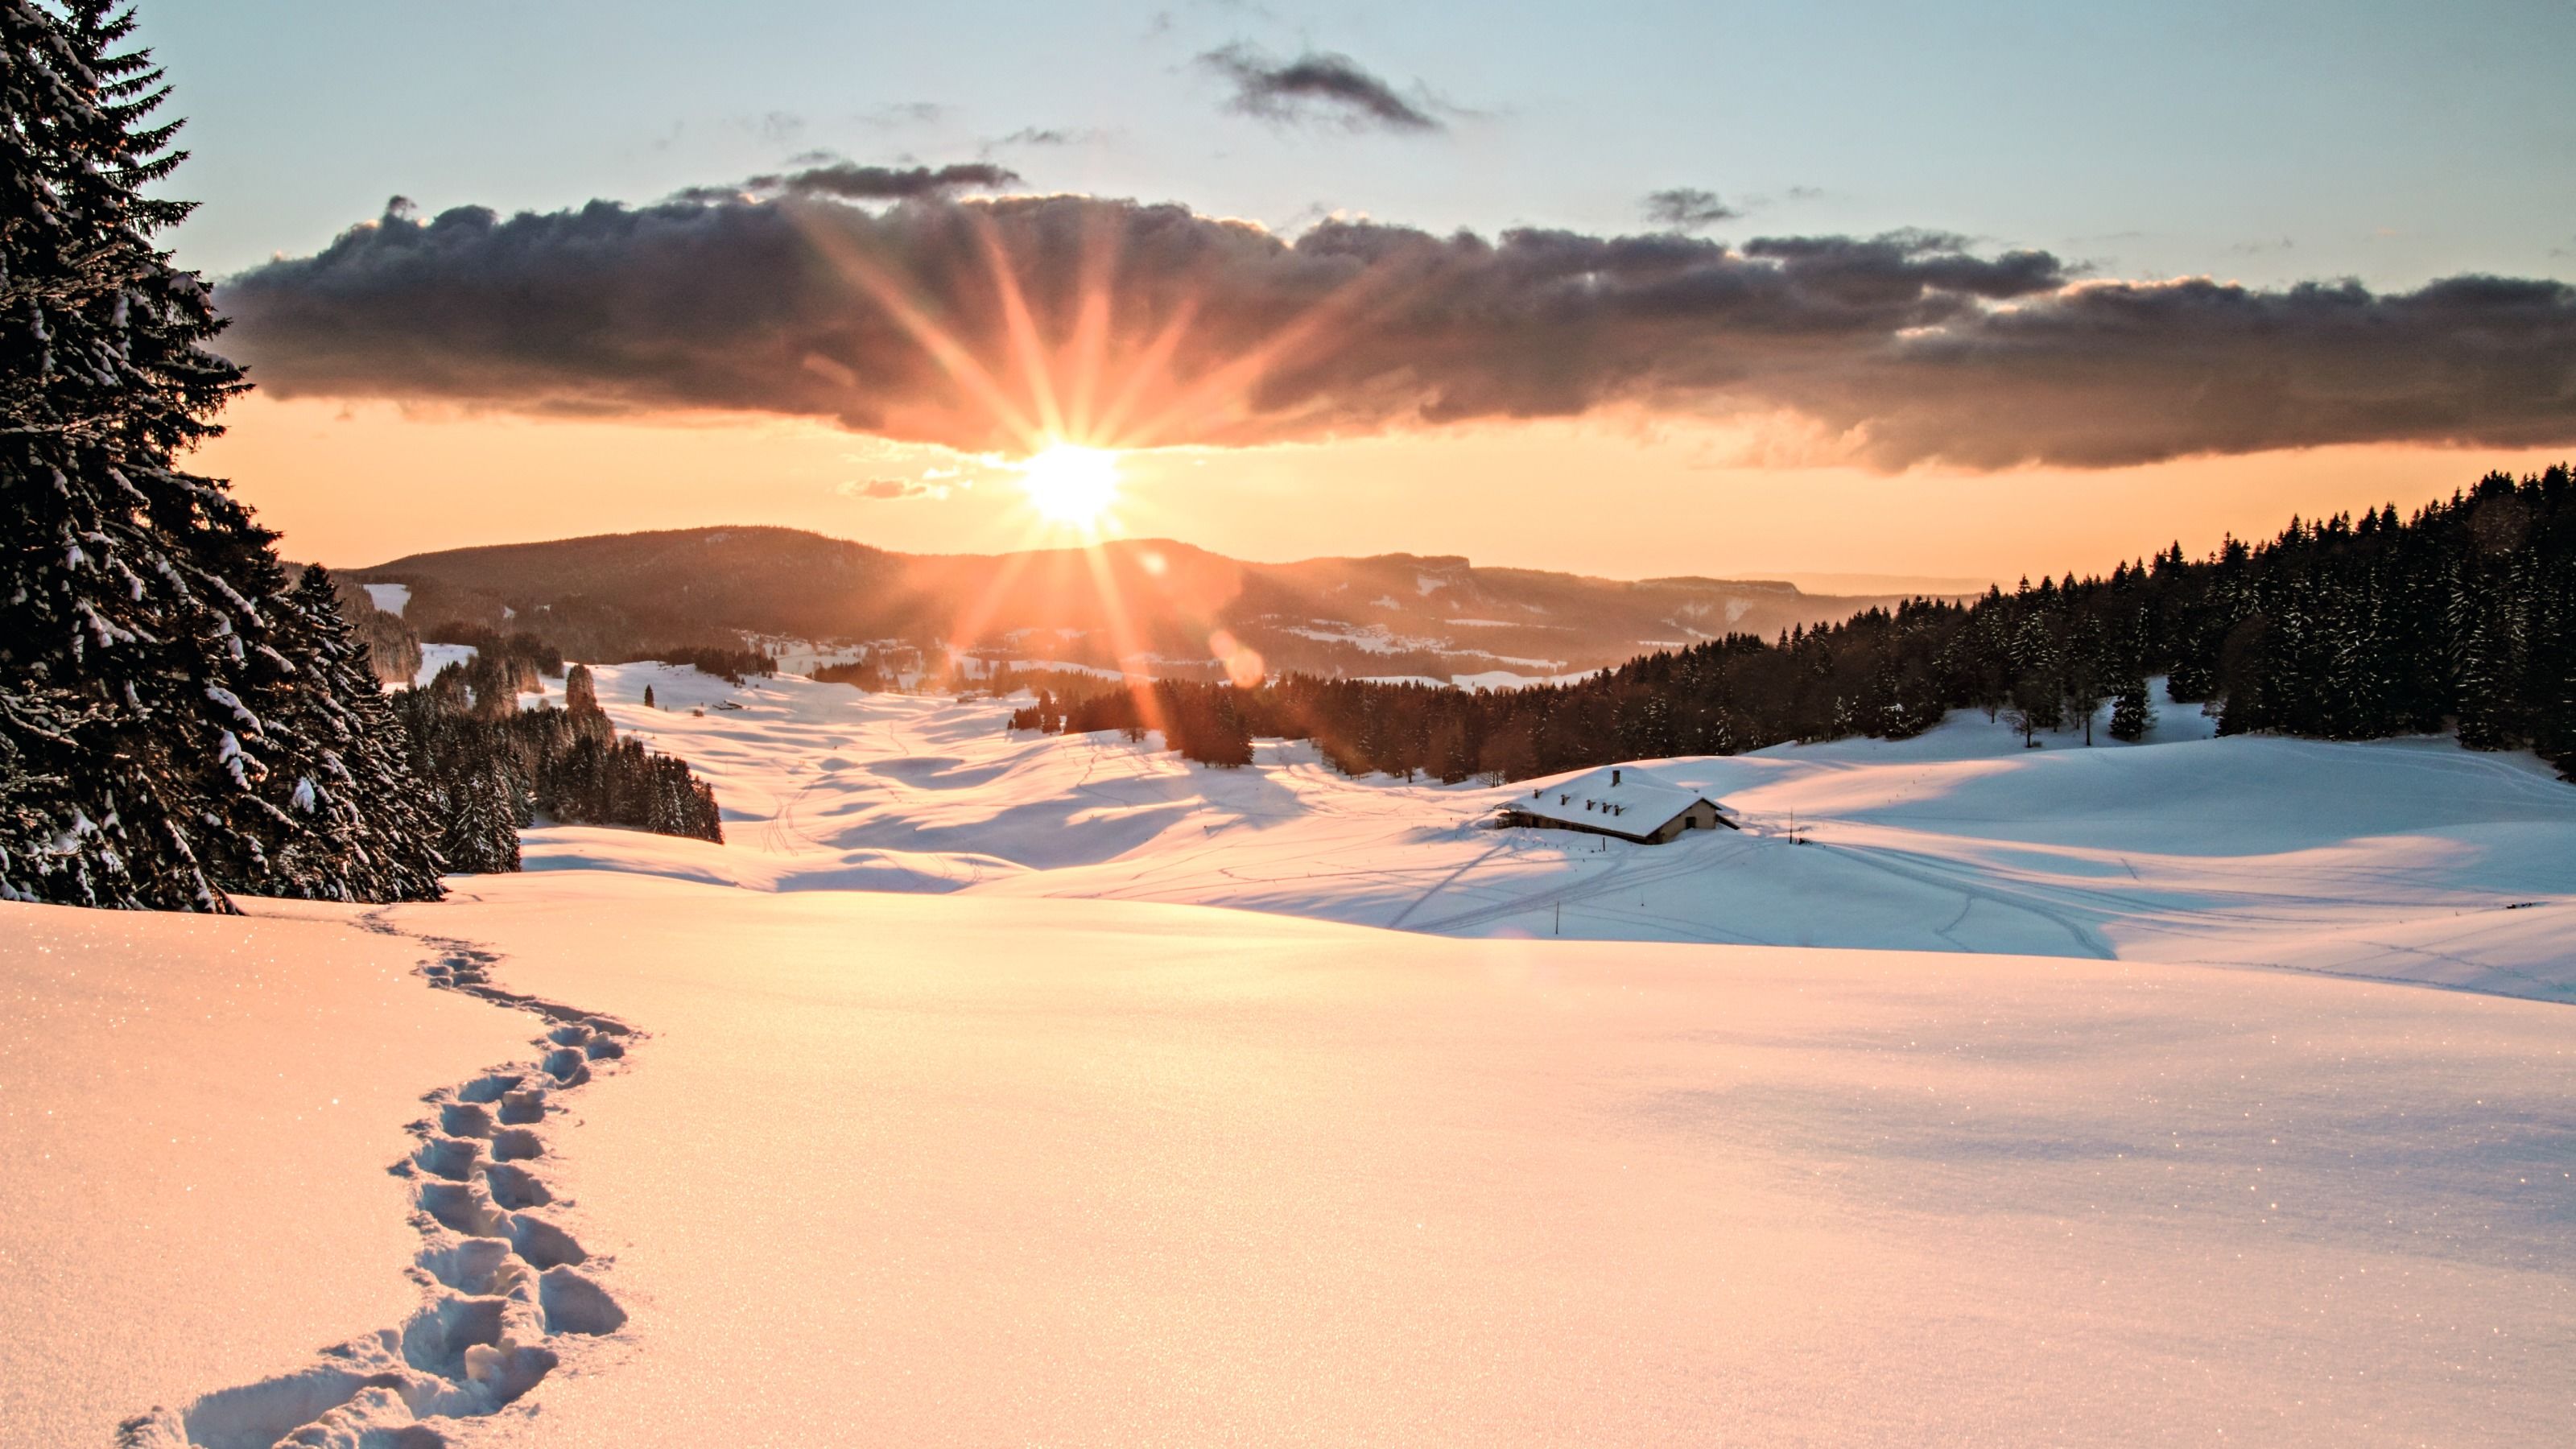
left=1500, top=766, right=1726, bottom=836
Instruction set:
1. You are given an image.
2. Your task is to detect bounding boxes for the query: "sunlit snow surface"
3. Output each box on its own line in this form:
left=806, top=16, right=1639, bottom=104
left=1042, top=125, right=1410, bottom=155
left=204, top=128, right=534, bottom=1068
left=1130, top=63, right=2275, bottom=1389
left=558, top=664, right=2576, bottom=1004
left=414, top=879, right=2573, bottom=1445
left=0, top=906, right=532, bottom=1445
left=10, top=664, right=2574, bottom=1445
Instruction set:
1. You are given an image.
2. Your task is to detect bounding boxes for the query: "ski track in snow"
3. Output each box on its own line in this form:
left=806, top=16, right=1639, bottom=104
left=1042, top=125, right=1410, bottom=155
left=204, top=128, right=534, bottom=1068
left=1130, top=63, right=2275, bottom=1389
left=115, top=917, right=638, bottom=1449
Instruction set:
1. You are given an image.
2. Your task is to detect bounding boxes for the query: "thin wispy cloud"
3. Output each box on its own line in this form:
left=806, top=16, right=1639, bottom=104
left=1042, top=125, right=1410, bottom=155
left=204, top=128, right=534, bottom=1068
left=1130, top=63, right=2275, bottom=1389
left=857, top=101, right=946, bottom=128
left=673, top=161, right=1020, bottom=204
left=1642, top=188, right=1739, bottom=231
left=1199, top=43, right=1443, bottom=132
left=218, top=190, right=2576, bottom=470
left=841, top=477, right=952, bottom=501
left=984, top=126, right=1113, bottom=152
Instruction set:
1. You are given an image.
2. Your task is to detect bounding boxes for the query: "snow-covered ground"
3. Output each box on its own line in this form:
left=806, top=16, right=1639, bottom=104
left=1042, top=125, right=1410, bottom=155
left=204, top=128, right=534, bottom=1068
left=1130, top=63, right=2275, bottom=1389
left=12, top=879, right=2566, bottom=1445
left=0, top=902, right=535, bottom=1446
left=415, top=641, right=477, bottom=687
left=10, top=662, right=2572, bottom=1444
left=557, top=663, right=2576, bottom=1005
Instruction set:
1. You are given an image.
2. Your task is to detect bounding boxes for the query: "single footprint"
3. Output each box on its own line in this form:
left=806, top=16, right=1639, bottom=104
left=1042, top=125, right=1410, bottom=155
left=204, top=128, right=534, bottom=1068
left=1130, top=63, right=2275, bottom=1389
left=416, top=1240, right=531, bottom=1298
left=439, top=1101, right=495, bottom=1137
left=415, top=1182, right=511, bottom=1239
left=456, top=1072, right=523, bottom=1104
left=482, top=1161, right=551, bottom=1210
left=538, top=1266, right=627, bottom=1335
left=507, top=1213, right=588, bottom=1269
left=411, top=1136, right=482, bottom=1183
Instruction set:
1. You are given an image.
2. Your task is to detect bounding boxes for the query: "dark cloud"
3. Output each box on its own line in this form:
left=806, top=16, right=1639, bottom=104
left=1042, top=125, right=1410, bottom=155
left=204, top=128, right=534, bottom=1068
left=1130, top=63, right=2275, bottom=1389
left=1199, top=43, right=1441, bottom=132
left=217, top=191, right=2576, bottom=470
left=672, top=162, right=1019, bottom=205
left=1643, top=188, right=1738, bottom=231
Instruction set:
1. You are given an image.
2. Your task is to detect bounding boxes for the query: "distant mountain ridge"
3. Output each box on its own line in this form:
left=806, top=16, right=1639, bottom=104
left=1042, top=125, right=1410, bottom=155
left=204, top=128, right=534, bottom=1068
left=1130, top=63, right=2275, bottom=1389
left=355, top=526, right=1941, bottom=683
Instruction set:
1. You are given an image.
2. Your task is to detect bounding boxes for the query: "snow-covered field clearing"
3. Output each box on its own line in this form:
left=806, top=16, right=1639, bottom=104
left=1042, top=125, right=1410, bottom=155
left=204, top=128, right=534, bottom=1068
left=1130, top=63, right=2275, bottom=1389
left=7, top=661, right=2573, bottom=1445
left=555, top=663, right=2576, bottom=1005
left=10, top=880, right=2568, bottom=1445
left=0, top=905, right=537, bottom=1446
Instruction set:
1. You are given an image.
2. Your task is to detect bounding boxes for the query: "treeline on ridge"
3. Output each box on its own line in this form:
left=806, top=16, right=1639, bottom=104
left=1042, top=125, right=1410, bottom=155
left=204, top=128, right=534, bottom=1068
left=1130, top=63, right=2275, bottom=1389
left=410, top=621, right=776, bottom=688
left=390, top=654, right=725, bottom=873
left=1021, top=469, right=2576, bottom=783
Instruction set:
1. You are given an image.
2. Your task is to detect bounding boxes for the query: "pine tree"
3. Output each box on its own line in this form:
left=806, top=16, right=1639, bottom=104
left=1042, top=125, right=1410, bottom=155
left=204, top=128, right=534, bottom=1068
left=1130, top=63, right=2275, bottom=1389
left=642, top=682, right=656, bottom=709
left=2064, top=612, right=2109, bottom=745
left=0, top=5, right=436, bottom=908
left=2107, top=676, right=2153, bottom=742
left=439, top=761, right=521, bottom=874
left=248, top=565, right=445, bottom=900
left=2450, top=561, right=2512, bottom=751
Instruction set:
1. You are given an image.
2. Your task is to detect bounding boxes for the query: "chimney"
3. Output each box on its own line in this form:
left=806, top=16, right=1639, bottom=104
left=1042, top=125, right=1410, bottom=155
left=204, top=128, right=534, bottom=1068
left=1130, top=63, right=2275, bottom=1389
left=1612, top=768, right=1622, bottom=786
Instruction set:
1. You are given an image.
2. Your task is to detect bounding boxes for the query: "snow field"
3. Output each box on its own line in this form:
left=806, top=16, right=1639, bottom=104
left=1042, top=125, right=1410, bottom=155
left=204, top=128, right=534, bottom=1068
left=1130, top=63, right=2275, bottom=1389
left=562, top=664, right=2576, bottom=1005
left=7, top=903, right=643, bottom=1449
left=393, top=875, right=2575, bottom=1446
left=0, top=902, right=530, bottom=1446
left=16, top=661, right=2570, bottom=1443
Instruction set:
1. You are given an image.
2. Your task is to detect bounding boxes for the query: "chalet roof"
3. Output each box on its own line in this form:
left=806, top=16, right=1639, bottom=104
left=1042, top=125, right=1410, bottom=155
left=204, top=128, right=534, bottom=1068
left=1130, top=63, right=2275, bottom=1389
left=1499, top=765, right=1728, bottom=836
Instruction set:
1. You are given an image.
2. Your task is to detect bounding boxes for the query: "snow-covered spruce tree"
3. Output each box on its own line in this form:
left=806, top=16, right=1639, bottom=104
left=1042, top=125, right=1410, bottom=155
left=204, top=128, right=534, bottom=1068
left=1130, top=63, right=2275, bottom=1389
left=2107, top=676, right=2152, bottom=742
left=438, top=761, right=521, bottom=875
left=0, top=3, right=441, bottom=908
left=252, top=565, right=446, bottom=900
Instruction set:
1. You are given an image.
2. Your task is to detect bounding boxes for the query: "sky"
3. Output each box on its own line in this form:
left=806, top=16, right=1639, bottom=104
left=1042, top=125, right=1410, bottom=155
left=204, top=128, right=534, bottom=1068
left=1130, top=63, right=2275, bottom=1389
left=142, top=0, right=2576, bottom=585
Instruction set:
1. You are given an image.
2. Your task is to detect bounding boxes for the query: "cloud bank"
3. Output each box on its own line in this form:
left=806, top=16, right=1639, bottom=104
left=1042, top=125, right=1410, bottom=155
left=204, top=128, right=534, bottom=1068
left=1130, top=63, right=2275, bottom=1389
left=216, top=190, right=2576, bottom=469
left=1199, top=44, right=1443, bottom=132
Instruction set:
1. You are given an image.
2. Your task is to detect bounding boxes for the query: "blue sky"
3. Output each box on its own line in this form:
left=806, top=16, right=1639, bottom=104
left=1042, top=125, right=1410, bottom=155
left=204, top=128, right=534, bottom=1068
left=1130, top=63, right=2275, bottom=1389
left=149, top=0, right=2574, bottom=288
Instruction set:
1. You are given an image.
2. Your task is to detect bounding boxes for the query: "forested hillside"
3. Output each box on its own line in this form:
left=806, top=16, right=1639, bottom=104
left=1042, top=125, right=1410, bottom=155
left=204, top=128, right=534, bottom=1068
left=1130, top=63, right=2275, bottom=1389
left=390, top=654, right=724, bottom=873
left=1046, top=469, right=2576, bottom=782
left=0, top=9, right=442, bottom=908
left=354, top=528, right=1917, bottom=683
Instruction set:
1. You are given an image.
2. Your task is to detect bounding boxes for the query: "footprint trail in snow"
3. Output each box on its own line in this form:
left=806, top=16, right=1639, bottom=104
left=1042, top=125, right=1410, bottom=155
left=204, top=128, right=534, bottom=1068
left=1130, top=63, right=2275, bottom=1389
left=116, top=927, right=637, bottom=1449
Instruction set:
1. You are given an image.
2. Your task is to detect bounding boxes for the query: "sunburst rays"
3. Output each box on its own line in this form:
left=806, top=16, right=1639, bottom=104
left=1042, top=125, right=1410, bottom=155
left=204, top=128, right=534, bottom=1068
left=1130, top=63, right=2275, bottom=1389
left=785, top=198, right=1401, bottom=715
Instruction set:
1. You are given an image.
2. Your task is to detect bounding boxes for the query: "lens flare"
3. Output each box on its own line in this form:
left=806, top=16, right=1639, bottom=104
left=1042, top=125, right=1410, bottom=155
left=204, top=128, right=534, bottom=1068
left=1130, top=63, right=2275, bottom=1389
left=1018, top=444, right=1120, bottom=526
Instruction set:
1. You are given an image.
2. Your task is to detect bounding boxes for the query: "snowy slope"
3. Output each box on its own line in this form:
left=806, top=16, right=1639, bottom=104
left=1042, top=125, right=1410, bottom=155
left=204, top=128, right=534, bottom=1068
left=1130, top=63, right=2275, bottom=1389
left=0, top=902, right=533, bottom=1447
left=11, top=666, right=2574, bottom=1444
left=552, top=665, right=2576, bottom=1005
left=397, top=875, right=2572, bottom=1447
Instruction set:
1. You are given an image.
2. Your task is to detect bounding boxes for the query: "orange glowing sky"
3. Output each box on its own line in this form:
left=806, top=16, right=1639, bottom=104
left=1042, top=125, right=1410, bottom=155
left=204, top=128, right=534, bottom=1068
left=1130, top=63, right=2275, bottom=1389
left=201, top=395, right=2565, bottom=588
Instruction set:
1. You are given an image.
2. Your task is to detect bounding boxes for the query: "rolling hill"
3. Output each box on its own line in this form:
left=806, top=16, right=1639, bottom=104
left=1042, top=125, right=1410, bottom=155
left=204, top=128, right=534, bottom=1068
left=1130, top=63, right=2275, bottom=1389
left=353, top=527, right=1938, bottom=683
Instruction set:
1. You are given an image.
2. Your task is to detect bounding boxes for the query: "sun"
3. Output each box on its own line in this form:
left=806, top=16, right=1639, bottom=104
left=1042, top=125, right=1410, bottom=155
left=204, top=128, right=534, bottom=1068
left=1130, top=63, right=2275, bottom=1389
left=1018, top=443, right=1121, bottom=526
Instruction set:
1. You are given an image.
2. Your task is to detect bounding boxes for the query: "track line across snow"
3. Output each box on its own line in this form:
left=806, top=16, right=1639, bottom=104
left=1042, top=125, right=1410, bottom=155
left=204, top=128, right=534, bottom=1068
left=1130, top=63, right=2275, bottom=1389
left=115, top=915, right=640, bottom=1449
